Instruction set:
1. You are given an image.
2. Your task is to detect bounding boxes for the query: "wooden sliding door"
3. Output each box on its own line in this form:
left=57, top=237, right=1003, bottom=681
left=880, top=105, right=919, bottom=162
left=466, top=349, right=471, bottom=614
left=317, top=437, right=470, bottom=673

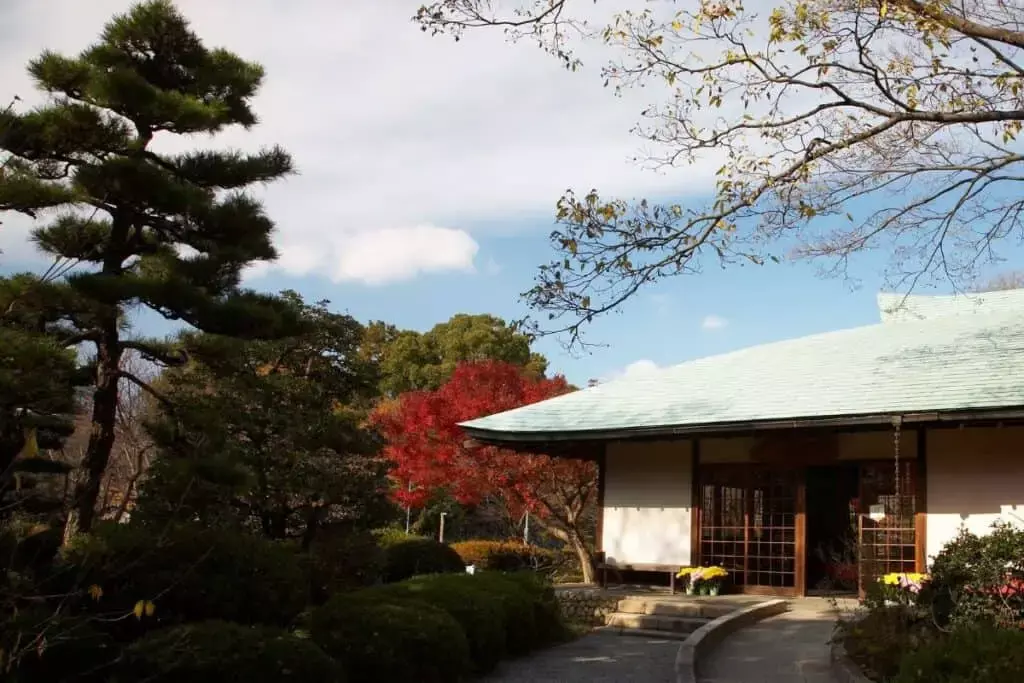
left=698, top=465, right=805, bottom=596
left=858, top=460, right=920, bottom=591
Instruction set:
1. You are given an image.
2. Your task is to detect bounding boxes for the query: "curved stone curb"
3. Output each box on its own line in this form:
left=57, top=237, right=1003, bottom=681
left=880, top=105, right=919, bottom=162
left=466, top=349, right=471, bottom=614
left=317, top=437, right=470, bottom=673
left=674, top=598, right=790, bottom=683
left=829, top=640, right=874, bottom=683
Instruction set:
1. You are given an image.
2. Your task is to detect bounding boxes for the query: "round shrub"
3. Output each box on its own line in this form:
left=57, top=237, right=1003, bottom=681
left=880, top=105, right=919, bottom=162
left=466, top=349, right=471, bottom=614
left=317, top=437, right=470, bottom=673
left=310, top=594, right=470, bottom=683
left=492, top=571, right=566, bottom=645
left=113, top=620, right=343, bottom=683
left=468, top=572, right=563, bottom=653
left=922, top=523, right=1024, bottom=628
left=57, top=523, right=308, bottom=634
left=895, top=626, right=1024, bottom=683
left=308, top=527, right=384, bottom=602
left=375, top=574, right=507, bottom=673
left=451, top=540, right=556, bottom=573
left=380, top=537, right=464, bottom=583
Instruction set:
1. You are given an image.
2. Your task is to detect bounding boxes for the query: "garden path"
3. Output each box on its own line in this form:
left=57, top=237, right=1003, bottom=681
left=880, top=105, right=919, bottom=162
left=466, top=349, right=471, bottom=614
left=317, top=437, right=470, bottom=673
left=699, top=601, right=842, bottom=683
left=480, top=631, right=680, bottom=683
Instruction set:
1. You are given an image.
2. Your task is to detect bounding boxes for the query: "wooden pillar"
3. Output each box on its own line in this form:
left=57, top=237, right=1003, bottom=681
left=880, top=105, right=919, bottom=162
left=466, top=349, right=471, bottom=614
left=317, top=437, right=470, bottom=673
left=595, top=444, right=607, bottom=555
left=690, top=439, right=702, bottom=568
left=915, top=428, right=928, bottom=573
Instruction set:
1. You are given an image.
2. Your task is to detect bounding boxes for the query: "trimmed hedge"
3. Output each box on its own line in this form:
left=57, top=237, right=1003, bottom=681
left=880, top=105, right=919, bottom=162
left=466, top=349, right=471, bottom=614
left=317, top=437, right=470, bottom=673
left=895, top=626, right=1024, bottom=683
left=490, top=571, right=566, bottom=645
left=114, top=620, right=343, bottom=683
left=451, top=539, right=556, bottom=573
left=308, top=528, right=384, bottom=602
left=310, top=594, right=471, bottom=683
left=380, top=536, right=465, bottom=583
left=373, top=575, right=507, bottom=673
left=58, top=523, right=308, bottom=634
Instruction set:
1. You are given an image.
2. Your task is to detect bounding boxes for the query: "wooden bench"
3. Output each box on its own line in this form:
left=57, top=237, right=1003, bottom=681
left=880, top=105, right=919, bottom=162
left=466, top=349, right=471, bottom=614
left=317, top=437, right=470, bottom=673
left=595, top=552, right=681, bottom=594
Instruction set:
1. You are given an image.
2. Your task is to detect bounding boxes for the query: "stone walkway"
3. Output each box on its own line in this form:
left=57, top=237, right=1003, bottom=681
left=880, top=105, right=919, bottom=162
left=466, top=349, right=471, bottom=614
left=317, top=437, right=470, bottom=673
left=700, top=604, right=840, bottom=683
left=481, top=631, right=680, bottom=683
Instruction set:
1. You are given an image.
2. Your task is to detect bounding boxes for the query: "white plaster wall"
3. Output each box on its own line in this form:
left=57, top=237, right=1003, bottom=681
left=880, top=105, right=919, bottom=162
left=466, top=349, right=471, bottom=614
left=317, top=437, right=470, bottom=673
left=926, top=426, right=1024, bottom=562
left=602, top=440, right=692, bottom=565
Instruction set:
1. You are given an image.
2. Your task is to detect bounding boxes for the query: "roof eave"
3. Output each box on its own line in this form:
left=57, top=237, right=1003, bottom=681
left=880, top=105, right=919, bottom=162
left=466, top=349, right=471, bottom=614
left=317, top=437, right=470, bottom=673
left=461, top=406, right=1024, bottom=446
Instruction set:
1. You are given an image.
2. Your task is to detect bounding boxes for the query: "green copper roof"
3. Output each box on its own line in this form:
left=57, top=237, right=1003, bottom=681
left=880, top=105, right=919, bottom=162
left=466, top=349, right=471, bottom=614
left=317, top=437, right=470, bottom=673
left=461, top=291, right=1024, bottom=440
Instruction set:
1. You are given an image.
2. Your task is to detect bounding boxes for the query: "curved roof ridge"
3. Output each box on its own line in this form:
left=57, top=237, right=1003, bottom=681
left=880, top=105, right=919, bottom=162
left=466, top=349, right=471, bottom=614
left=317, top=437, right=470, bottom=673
left=878, top=289, right=1024, bottom=323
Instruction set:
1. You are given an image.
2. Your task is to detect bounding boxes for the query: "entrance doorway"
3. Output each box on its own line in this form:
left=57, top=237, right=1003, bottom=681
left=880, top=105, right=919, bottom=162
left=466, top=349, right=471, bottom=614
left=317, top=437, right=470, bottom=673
left=805, top=465, right=859, bottom=594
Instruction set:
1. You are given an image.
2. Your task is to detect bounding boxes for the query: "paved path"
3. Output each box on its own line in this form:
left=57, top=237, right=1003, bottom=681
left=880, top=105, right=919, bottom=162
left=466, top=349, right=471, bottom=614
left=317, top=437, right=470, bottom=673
left=700, top=607, right=839, bottom=683
left=481, top=631, right=680, bottom=683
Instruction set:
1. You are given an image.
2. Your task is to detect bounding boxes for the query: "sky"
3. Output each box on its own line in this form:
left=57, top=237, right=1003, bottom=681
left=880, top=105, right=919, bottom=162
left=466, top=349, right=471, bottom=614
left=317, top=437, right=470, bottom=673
left=0, top=0, right=1014, bottom=386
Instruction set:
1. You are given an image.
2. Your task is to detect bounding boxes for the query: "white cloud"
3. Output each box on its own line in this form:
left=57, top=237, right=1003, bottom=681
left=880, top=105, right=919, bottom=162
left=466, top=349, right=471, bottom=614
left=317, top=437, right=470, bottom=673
left=598, top=358, right=662, bottom=384
left=701, top=315, right=729, bottom=331
left=0, top=0, right=730, bottom=282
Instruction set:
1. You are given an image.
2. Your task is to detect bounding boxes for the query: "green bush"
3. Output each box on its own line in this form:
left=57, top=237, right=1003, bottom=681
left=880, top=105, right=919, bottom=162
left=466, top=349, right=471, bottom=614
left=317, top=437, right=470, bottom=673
left=113, top=620, right=343, bottom=683
left=310, top=593, right=471, bottom=683
left=895, top=627, right=1024, bottom=683
left=921, top=523, right=1024, bottom=629
left=451, top=540, right=556, bottom=573
left=372, top=574, right=507, bottom=673
left=57, top=523, right=308, bottom=635
left=308, top=527, right=384, bottom=602
left=471, top=571, right=566, bottom=651
left=497, top=571, right=566, bottom=644
left=380, top=536, right=465, bottom=583
left=837, top=606, right=936, bottom=682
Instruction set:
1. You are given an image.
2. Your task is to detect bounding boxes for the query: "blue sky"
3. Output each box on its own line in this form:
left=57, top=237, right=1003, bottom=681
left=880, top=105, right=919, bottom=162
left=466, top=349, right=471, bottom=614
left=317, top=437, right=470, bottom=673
left=2, top=0, right=1020, bottom=387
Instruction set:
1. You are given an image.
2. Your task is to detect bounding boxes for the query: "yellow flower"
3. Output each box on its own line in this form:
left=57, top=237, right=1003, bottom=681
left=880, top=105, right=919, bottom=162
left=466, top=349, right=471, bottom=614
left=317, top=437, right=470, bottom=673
left=677, top=566, right=695, bottom=578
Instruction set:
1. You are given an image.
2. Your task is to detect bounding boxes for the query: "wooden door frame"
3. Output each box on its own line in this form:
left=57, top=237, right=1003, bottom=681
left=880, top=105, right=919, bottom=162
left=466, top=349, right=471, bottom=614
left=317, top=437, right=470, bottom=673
left=693, top=459, right=806, bottom=598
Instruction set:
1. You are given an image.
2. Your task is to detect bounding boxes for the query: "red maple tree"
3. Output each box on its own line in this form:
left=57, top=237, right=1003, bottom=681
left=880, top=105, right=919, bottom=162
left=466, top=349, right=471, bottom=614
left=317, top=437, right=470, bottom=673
left=371, top=360, right=599, bottom=581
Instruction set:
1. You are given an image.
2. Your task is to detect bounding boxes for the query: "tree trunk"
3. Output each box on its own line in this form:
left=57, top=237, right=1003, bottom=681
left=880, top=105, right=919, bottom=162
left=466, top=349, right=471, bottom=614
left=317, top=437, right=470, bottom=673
left=74, top=336, right=121, bottom=533
left=567, top=528, right=596, bottom=584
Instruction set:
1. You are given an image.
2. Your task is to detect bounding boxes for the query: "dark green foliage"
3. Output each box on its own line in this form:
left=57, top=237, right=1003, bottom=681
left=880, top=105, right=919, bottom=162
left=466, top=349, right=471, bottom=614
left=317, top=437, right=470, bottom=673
left=137, top=292, right=392, bottom=544
left=369, top=575, right=507, bottom=674
left=310, top=594, right=471, bottom=683
left=308, top=527, right=385, bottom=602
left=894, top=627, right=1024, bottom=683
left=0, top=0, right=299, bottom=532
left=836, top=606, right=936, bottom=682
left=113, top=620, right=344, bottom=683
left=464, top=573, right=544, bottom=654
left=57, top=523, right=308, bottom=635
left=381, top=537, right=465, bottom=582
left=0, top=610, right=116, bottom=682
left=490, top=570, right=566, bottom=645
left=920, top=523, right=1024, bottom=628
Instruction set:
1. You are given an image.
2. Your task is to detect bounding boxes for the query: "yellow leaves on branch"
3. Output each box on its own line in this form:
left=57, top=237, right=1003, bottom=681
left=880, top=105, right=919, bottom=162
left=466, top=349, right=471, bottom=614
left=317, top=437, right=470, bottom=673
left=88, top=584, right=103, bottom=601
left=133, top=599, right=156, bottom=619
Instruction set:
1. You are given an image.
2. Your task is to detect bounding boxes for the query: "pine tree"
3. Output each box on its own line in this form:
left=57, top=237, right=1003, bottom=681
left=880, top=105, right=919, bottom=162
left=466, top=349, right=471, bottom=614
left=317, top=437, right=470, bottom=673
left=0, top=1, right=297, bottom=531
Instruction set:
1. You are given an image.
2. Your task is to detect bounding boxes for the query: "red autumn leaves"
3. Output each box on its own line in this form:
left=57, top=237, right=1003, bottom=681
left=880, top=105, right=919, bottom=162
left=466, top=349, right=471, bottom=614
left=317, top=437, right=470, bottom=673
left=370, top=360, right=594, bottom=521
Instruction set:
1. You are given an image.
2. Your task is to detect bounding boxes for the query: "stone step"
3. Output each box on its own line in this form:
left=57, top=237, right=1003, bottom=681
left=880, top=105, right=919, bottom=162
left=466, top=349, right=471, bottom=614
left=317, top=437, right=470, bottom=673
left=615, top=598, right=739, bottom=620
left=605, top=611, right=709, bottom=634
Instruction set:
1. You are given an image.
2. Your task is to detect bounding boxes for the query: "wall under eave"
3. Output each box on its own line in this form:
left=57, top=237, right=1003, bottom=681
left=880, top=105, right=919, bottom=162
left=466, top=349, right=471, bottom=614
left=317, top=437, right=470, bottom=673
left=926, top=425, right=1024, bottom=561
left=601, top=439, right=692, bottom=566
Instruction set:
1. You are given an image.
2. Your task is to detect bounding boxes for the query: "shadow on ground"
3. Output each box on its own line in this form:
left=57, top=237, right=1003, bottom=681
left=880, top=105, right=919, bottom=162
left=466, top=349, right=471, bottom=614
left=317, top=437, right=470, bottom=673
left=481, top=632, right=680, bottom=683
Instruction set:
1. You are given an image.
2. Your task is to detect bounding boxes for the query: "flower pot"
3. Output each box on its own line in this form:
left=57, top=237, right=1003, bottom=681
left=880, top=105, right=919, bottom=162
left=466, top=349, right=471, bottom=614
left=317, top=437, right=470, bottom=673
left=709, top=583, right=720, bottom=596
left=698, top=583, right=711, bottom=596
left=685, top=583, right=696, bottom=596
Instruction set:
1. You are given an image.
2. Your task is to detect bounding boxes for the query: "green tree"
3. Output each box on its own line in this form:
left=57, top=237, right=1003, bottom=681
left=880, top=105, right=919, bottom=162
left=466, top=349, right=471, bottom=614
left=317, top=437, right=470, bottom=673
left=418, top=0, right=1024, bottom=342
left=0, top=0, right=297, bottom=531
left=372, top=313, right=548, bottom=395
left=0, top=275, right=79, bottom=527
left=138, top=292, right=392, bottom=547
